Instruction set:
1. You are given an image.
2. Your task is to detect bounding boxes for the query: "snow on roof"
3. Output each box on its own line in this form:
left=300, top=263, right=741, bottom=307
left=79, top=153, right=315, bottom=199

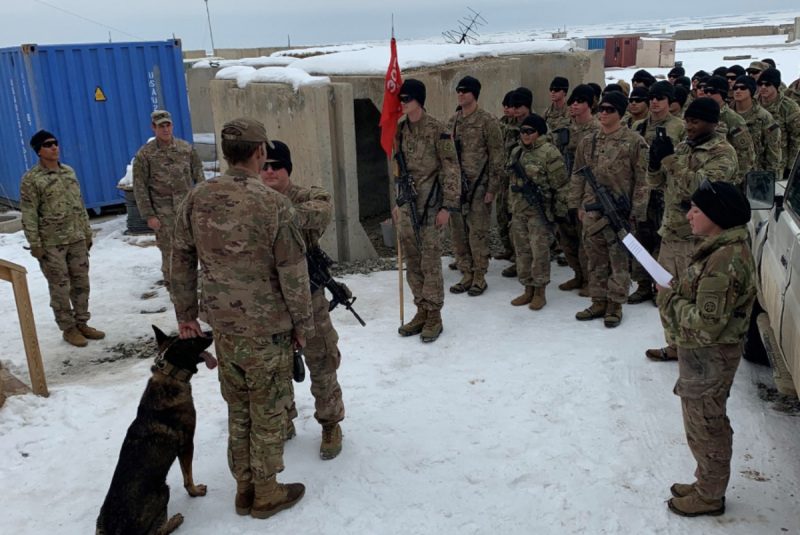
left=192, top=56, right=294, bottom=69
left=215, top=65, right=330, bottom=90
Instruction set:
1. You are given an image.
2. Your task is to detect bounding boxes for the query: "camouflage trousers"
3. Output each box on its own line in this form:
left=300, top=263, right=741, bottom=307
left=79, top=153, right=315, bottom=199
left=495, top=182, right=514, bottom=255
left=287, top=290, right=345, bottom=428
left=631, top=193, right=663, bottom=285
left=658, top=238, right=698, bottom=346
left=215, top=331, right=293, bottom=484
left=154, top=216, right=175, bottom=291
left=398, top=209, right=444, bottom=312
left=557, top=219, right=588, bottom=282
left=675, top=344, right=742, bottom=500
left=450, top=190, right=491, bottom=276
left=37, top=240, right=91, bottom=331
left=511, top=208, right=555, bottom=287
left=583, top=215, right=630, bottom=304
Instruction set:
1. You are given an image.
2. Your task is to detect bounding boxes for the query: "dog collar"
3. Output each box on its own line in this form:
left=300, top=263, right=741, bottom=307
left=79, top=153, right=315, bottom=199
left=155, top=360, right=194, bottom=382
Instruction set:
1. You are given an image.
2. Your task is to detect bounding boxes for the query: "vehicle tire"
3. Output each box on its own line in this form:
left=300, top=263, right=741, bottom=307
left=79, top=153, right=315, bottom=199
left=743, top=303, right=770, bottom=365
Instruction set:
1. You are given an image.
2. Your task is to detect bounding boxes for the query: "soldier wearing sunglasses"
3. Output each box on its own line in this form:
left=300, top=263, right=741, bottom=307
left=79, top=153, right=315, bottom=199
left=757, top=68, right=800, bottom=179
left=20, top=130, right=105, bottom=347
left=702, top=76, right=755, bottom=185
left=730, top=75, right=782, bottom=179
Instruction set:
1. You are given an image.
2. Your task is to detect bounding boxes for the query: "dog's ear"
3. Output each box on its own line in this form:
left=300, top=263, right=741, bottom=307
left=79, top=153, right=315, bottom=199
left=152, top=325, right=169, bottom=345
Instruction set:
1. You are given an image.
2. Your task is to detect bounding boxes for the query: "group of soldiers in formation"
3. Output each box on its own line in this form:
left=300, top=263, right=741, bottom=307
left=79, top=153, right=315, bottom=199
left=15, top=54, right=799, bottom=521
left=20, top=111, right=345, bottom=519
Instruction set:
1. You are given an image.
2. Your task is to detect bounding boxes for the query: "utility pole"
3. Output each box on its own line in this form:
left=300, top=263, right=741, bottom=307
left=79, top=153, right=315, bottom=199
left=204, top=0, right=216, bottom=52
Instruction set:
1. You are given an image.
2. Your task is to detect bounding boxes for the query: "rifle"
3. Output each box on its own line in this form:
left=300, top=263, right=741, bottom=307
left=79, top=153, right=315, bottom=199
left=454, top=138, right=488, bottom=208
left=306, top=246, right=367, bottom=326
left=508, top=152, right=554, bottom=231
left=552, top=128, right=574, bottom=175
left=575, top=165, right=632, bottom=238
left=394, top=143, right=422, bottom=248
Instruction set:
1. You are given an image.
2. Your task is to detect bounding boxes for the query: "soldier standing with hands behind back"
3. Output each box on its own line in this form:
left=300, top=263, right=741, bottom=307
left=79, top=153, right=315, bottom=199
left=133, top=110, right=204, bottom=291
left=20, top=130, right=105, bottom=347
left=394, top=79, right=460, bottom=343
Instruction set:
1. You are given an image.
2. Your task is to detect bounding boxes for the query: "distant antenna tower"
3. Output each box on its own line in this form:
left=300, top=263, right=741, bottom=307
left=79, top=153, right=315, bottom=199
left=204, top=0, right=216, bottom=52
left=442, top=7, right=487, bottom=44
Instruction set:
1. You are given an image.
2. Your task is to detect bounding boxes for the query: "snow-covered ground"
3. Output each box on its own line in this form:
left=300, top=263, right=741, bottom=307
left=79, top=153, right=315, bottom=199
left=1, top=214, right=799, bottom=534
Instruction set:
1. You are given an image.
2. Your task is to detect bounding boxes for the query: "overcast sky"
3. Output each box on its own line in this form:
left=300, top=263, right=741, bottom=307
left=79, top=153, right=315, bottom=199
left=1, top=1, right=798, bottom=51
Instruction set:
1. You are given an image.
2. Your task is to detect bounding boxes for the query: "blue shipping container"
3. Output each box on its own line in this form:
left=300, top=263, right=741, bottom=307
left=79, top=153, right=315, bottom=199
left=0, top=39, right=191, bottom=209
left=587, top=38, right=606, bottom=50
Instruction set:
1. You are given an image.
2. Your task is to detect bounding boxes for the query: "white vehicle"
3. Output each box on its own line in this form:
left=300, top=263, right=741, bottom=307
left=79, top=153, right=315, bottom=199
left=746, top=154, right=800, bottom=397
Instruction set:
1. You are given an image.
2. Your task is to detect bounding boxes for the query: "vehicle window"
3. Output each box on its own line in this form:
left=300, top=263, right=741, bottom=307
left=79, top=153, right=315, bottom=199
left=786, top=156, right=800, bottom=217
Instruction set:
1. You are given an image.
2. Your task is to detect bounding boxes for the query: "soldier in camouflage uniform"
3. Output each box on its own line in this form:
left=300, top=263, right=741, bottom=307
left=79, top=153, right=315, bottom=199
left=645, top=98, right=739, bottom=361
left=559, top=85, right=600, bottom=297
left=259, top=140, right=344, bottom=460
left=133, top=110, right=204, bottom=291
left=757, top=68, right=800, bottom=178
left=731, top=75, right=782, bottom=178
left=544, top=77, right=571, bottom=134
left=507, top=114, right=568, bottom=310
left=446, top=76, right=504, bottom=296
left=394, top=79, right=460, bottom=343
left=628, top=81, right=686, bottom=304
left=569, top=91, right=648, bottom=328
left=622, top=87, right=650, bottom=128
left=658, top=180, right=755, bottom=517
left=171, top=118, right=311, bottom=519
left=788, top=74, right=800, bottom=106
left=20, top=130, right=105, bottom=347
left=704, top=77, right=756, bottom=184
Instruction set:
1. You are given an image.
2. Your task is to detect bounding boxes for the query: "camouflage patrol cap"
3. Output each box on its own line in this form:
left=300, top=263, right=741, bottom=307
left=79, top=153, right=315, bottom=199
left=151, top=110, right=172, bottom=125
left=746, top=61, right=767, bottom=74
left=221, top=117, right=272, bottom=146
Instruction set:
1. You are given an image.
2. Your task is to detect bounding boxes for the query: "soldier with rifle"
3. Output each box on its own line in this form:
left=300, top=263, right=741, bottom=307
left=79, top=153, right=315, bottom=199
left=446, top=76, right=504, bottom=296
left=259, top=140, right=347, bottom=460
left=569, top=91, right=648, bottom=328
left=393, top=79, right=460, bottom=343
left=507, top=114, right=568, bottom=310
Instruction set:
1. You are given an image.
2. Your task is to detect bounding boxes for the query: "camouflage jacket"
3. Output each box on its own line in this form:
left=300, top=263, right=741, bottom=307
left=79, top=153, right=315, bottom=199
left=171, top=167, right=312, bottom=339
left=716, top=104, right=755, bottom=182
left=446, top=107, right=505, bottom=195
left=760, top=93, right=800, bottom=175
left=788, top=79, right=800, bottom=107
left=648, top=133, right=738, bottom=241
left=19, top=162, right=91, bottom=248
left=285, top=183, right=332, bottom=249
left=133, top=137, right=204, bottom=220
left=394, top=113, right=460, bottom=223
left=658, top=226, right=756, bottom=348
left=507, top=138, right=568, bottom=219
left=632, top=113, right=686, bottom=147
left=499, top=115, right=520, bottom=156
left=569, top=125, right=649, bottom=222
left=567, top=116, right=601, bottom=155
left=544, top=103, right=571, bottom=134
left=622, top=111, right=649, bottom=130
left=733, top=99, right=782, bottom=177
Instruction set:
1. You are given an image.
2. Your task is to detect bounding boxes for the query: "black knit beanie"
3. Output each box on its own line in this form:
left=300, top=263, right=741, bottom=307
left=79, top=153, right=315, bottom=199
left=600, top=91, right=628, bottom=116
left=568, top=84, right=596, bottom=105
left=684, top=97, right=720, bottom=123
left=510, top=87, right=533, bottom=109
left=734, top=75, right=757, bottom=97
left=400, top=79, right=426, bottom=107
left=691, top=180, right=751, bottom=229
left=456, top=76, right=481, bottom=99
left=521, top=114, right=548, bottom=136
left=265, top=140, right=293, bottom=176
left=30, top=130, right=56, bottom=154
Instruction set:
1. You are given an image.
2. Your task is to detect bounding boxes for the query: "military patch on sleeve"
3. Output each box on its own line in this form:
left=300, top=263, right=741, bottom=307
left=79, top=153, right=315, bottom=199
left=768, top=123, right=780, bottom=132
left=440, top=133, right=452, bottom=140
left=698, top=293, right=721, bottom=318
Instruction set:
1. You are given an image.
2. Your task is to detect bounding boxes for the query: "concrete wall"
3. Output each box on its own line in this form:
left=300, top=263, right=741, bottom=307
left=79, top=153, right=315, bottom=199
left=187, top=67, right=219, bottom=134
left=636, top=40, right=676, bottom=68
left=209, top=79, right=376, bottom=261
left=673, top=25, right=781, bottom=40
left=183, top=50, right=207, bottom=60
left=212, top=47, right=295, bottom=59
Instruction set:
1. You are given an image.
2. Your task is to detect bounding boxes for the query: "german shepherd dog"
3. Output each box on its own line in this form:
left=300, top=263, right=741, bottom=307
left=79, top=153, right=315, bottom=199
left=96, top=326, right=217, bottom=535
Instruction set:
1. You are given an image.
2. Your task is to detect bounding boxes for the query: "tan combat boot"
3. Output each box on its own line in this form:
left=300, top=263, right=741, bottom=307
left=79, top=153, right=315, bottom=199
left=575, top=300, right=606, bottom=321
left=558, top=274, right=583, bottom=291
left=251, top=477, right=306, bottom=519
left=320, top=423, right=342, bottom=460
left=604, top=302, right=623, bottom=328
left=646, top=346, right=678, bottom=361
left=670, top=482, right=696, bottom=498
left=76, top=323, right=105, bottom=340
left=420, top=310, right=443, bottom=343
left=529, top=287, right=546, bottom=310
left=63, top=326, right=88, bottom=347
left=449, top=273, right=473, bottom=294
left=398, top=309, right=427, bottom=336
left=235, top=480, right=255, bottom=515
left=501, top=264, right=517, bottom=278
left=510, top=286, right=534, bottom=306
left=668, top=493, right=725, bottom=517
left=467, top=272, right=487, bottom=296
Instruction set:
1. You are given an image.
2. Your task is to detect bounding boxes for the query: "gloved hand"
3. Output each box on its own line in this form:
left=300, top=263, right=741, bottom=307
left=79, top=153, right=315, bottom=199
left=30, top=246, right=45, bottom=259
left=648, top=136, right=674, bottom=171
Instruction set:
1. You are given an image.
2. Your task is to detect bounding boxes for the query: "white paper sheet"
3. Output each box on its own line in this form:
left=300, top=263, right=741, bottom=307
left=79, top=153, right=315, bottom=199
left=621, top=233, right=673, bottom=287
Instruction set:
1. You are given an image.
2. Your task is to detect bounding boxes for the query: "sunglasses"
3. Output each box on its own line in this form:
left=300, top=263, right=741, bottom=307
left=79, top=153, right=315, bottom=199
left=549, top=88, right=566, bottom=92
left=41, top=140, right=59, bottom=148
left=649, top=95, right=667, bottom=101
left=598, top=105, right=618, bottom=114
left=757, top=81, right=773, bottom=87
left=455, top=87, right=468, bottom=94
left=262, top=161, right=286, bottom=171
left=726, top=75, right=738, bottom=80
left=569, top=98, right=588, bottom=104
left=399, top=95, right=413, bottom=103
left=519, top=127, right=537, bottom=135
left=732, top=84, right=749, bottom=91
left=702, top=88, right=720, bottom=95
left=629, top=98, right=648, bottom=104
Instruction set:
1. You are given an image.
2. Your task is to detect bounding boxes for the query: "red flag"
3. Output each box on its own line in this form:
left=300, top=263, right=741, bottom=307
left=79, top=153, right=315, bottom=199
left=379, top=37, right=403, bottom=157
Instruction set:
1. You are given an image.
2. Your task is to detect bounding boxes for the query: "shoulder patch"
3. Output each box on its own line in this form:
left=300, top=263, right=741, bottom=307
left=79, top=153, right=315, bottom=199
left=440, top=133, right=452, bottom=140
